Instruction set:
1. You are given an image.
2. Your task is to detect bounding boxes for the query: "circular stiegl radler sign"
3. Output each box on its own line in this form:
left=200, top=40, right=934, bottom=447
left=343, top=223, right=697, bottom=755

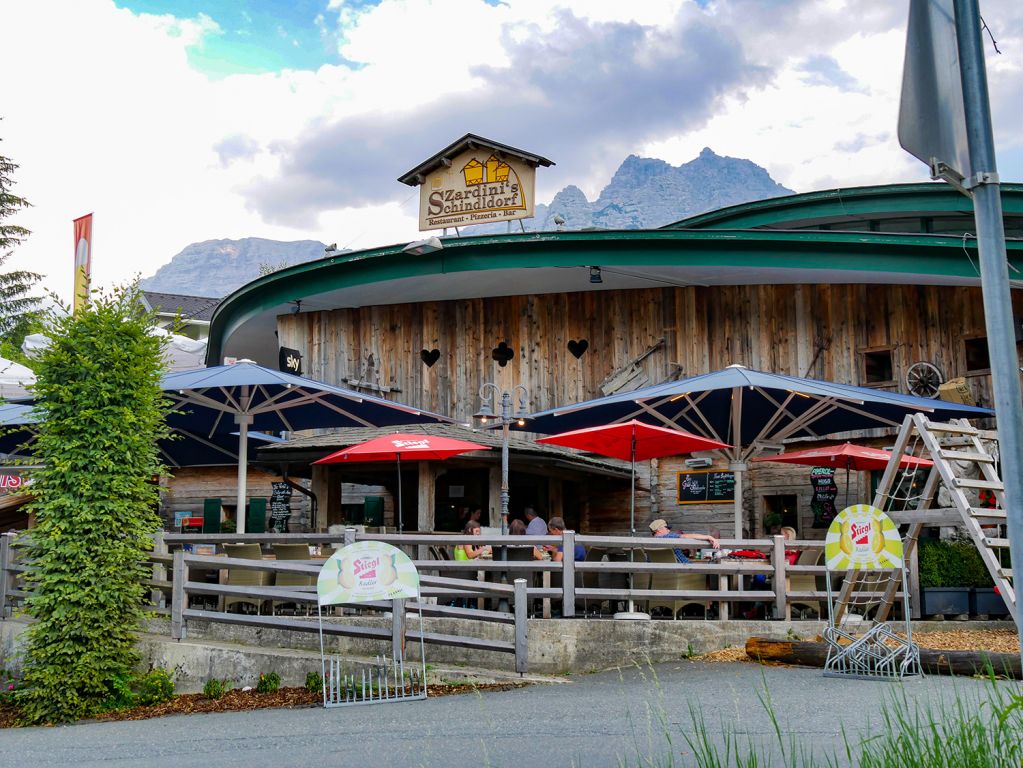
left=317, top=541, right=420, bottom=606
left=824, top=504, right=903, bottom=570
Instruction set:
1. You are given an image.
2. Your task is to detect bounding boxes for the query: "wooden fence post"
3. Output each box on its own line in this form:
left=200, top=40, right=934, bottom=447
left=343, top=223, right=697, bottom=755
left=773, top=535, right=788, bottom=620
left=0, top=533, right=11, bottom=619
left=171, top=549, right=186, bottom=641
left=151, top=531, right=167, bottom=610
left=562, top=530, right=576, bottom=618
left=514, top=578, right=528, bottom=674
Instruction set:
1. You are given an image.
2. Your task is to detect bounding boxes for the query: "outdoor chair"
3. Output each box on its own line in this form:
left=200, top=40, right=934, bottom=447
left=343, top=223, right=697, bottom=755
left=223, top=543, right=272, bottom=615
left=787, top=548, right=823, bottom=619
left=271, top=543, right=317, bottom=615
left=646, top=547, right=707, bottom=619
left=581, top=547, right=606, bottom=615
left=599, top=551, right=632, bottom=614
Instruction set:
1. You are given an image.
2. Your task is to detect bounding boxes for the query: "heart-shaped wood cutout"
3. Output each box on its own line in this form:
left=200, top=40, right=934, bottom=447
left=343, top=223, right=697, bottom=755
left=420, top=348, right=440, bottom=367
left=491, top=341, right=515, bottom=367
left=567, top=339, right=589, bottom=359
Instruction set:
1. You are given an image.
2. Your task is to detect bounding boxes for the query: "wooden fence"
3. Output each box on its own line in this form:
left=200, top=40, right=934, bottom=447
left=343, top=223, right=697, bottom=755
left=1, top=529, right=909, bottom=673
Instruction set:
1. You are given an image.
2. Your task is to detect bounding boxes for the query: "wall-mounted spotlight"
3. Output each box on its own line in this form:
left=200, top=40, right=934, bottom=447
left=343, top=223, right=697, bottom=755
left=290, top=300, right=302, bottom=315
left=402, top=236, right=443, bottom=255
left=589, top=266, right=603, bottom=284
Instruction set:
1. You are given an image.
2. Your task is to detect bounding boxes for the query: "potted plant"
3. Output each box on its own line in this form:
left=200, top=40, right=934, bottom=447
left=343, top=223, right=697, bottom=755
left=917, top=537, right=974, bottom=618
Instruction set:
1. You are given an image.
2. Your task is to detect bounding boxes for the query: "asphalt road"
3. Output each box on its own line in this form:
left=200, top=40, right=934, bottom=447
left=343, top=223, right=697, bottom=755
left=0, top=662, right=1017, bottom=768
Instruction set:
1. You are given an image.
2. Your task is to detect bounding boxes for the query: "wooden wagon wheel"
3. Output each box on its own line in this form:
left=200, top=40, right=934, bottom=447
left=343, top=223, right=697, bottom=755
left=905, top=361, right=943, bottom=398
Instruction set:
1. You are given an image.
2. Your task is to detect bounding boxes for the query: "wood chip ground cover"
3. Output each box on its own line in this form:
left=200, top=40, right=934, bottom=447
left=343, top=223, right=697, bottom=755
left=0, top=682, right=528, bottom=728
left=696, top=629, right=1020, bottom=663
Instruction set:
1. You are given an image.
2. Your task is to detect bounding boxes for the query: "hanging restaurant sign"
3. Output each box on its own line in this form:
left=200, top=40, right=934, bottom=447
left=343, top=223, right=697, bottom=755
left=398, top=134, right=554, bottom=232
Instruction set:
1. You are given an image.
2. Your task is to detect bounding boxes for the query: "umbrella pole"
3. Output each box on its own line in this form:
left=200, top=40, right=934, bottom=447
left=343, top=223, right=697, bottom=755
left=615, top=432, right=648, bottom=620
left=396, top=453, right=403, bottom=534
left=235, top=411, right=251, bottom=535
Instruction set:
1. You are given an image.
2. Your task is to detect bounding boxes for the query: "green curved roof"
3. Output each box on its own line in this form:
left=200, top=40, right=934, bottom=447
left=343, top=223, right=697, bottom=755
left=662, top=182, right=1023, bottom=230
left=207, top=220, right=1023, bottom=365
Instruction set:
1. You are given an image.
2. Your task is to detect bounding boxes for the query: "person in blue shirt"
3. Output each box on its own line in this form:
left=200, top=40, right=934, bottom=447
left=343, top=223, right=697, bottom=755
left=648, top=519, right=719, bottom=564
left=544, top=516, right=586, bottom=562
left=524, top=506, right=548, bottom=536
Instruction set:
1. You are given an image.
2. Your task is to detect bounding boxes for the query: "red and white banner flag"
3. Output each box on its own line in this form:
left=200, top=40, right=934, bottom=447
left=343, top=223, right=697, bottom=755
left=73, top=213, right=93, bottom=313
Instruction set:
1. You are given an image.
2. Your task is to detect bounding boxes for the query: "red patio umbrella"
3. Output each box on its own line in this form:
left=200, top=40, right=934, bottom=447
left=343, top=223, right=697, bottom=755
left=752, top=442, right=933, bottom=506
left=314, top=433, right=490, bottom=532
left=536, top=420, right=731, bottom=535
left=537, top=420, right=730, bottom=618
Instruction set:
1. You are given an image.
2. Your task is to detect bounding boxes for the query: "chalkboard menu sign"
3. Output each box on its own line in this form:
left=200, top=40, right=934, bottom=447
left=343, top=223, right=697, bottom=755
left=810, top=467, right=838, bottom=528
left=677, top=470, right=735, bottom=505
left=269, top=481, right=293, bottom=533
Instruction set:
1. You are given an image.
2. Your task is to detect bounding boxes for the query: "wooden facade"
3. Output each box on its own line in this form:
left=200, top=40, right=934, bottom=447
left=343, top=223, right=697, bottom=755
left=278, top=283, right=1016, bottom=425
left=272, top=283, right=1019, bottom=538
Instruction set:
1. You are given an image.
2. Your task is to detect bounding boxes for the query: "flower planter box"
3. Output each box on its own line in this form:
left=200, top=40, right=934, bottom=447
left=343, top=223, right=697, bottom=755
left=970, top=587, right=1009, bottom=618
left=920, top=587, right=970, bottom=617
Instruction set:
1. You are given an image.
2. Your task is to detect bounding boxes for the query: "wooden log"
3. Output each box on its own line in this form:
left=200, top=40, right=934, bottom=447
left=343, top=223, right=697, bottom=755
left=744, top=637, right=1023, bottom=679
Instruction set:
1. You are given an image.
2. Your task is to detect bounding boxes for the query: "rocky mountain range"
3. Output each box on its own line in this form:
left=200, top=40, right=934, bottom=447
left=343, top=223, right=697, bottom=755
left=140, top=238, right=331, bottom=297
left=141, top=149, right=793, bottom=296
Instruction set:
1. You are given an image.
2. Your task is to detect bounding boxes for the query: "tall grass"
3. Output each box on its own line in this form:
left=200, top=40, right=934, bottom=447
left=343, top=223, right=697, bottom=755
left=619, top=671, right=1023, bottom=768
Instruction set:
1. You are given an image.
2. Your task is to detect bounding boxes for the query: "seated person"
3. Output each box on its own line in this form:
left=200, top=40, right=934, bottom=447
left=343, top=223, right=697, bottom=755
left=544, top=516, right=586, bottom=562
left=648, top=519, right=719, bottom=564
left=508, top=517, right=544, bottom=559
left=454, top=520, right=487, bottom=560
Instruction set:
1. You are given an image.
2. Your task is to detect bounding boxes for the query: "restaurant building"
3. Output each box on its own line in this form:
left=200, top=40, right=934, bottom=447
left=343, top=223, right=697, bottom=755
left=204, top=178, right=1023, bottom=538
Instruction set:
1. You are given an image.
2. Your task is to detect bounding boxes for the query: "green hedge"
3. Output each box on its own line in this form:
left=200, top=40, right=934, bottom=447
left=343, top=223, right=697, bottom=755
left=917, top=537, right=993, bottom=588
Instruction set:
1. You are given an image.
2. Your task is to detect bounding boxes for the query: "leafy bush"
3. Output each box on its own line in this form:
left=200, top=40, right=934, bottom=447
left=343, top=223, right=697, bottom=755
left=918, top=536, right=993, bottom=588
left=101, top=674, right=138, bottom=712
left=15, top=286, right=171, bottom=725
left=136, top=669, right=174, bottom=707
left=256, top=671, right=281, bottom=694
left=203, top=678, right=230, bottom=700
left=305, top=671, right=323, bottom=693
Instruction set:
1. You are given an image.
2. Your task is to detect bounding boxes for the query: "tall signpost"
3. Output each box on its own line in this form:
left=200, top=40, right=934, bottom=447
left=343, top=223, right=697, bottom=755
left=899, top=0, right=1023, bottom=655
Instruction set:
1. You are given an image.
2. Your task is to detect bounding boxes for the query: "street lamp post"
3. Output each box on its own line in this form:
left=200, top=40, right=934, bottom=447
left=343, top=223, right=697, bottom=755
left=475, top=383, right=530, bottom=534
left=475, top=383, right=530, bottom=612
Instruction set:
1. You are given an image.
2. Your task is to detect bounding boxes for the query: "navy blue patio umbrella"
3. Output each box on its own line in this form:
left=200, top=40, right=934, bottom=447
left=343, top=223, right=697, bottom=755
left=163, top=361, right=454, bottom=532
left=521, top=364, right=992, bottom=538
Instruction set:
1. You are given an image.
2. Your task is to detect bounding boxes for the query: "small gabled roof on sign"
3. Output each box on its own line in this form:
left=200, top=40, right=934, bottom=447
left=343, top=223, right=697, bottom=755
left=397, top=133, right=555, bottom=187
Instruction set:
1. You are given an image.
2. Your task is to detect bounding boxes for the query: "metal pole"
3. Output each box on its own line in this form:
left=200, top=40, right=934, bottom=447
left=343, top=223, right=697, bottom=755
left=498, top=397, right=510, bottom=612
left=396, top=453, right=403, bottom=533
left=235, top=388, right=251, bottom=535
left=500, top=412, right=510, bottom=536
left=955, top=0, right=1023, bottom=650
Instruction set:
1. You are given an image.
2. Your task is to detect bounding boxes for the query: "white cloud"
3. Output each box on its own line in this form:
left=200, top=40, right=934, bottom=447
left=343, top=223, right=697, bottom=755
left=1, top=0, right=1020, bottom=304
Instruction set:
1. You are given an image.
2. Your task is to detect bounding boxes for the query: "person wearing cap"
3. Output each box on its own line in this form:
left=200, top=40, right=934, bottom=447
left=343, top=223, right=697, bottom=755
left=648, top=519, right=719, bottom=564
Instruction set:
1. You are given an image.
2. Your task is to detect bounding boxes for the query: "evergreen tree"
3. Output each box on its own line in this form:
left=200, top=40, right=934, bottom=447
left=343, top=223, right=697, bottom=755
left=17, top=285, right=170, bottom=724
left=0, top=134, right=43, bottom=347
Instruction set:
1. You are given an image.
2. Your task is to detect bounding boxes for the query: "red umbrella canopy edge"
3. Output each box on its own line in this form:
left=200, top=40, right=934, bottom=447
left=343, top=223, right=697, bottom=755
left=535, top=419, right=731, bottom=462
left=314, top=433, right=491, bottom=464
left=751, top=442, right=933, bottom=471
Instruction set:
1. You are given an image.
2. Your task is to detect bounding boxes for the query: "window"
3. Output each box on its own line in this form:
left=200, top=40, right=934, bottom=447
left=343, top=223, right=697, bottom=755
left=763, top=494, right=798, bottom=535
left=861, top=348, right=895, bottom=385
left=964, top=336, right=990, bottom=373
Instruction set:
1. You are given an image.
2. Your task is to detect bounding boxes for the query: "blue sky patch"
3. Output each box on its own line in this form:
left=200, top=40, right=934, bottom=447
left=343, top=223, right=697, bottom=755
left=116, top=0, right=376, bottom=75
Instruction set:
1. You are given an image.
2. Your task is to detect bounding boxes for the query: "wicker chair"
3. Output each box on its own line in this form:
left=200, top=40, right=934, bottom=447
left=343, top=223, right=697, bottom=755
left=646, top=547, right=707, bottom=619
left=223, top=543, right=271, bottom=614
left=787, top=548, right=823, bottom=619
left=271, top=544, right=317, bottom=615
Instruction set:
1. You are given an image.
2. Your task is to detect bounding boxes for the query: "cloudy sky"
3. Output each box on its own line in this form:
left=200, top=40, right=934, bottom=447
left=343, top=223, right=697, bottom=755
left=2, top=0, right=1021, bottom=301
